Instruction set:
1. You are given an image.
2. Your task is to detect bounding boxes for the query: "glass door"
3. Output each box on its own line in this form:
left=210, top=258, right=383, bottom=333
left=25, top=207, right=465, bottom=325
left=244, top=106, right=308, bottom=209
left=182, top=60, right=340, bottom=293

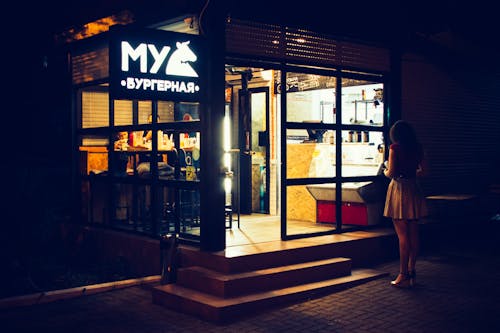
left=238, top=86, right=270, bottom=214
left=249, top=88, right=270, bottom=213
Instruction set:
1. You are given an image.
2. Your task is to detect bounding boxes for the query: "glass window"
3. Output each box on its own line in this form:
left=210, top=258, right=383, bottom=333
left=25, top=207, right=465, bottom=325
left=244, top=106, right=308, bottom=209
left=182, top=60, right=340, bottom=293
left=286, top=129, right=335, bottom=179
left=79, top=134, right=109, bottom=175
left=286, top=184, right=337, bottom=237
left=114, top=100, right=133, bottom=126
left=178, top=131, right=200, bottom=181
left=341, top=130, right=385, bottom=177
left=80, top=88, right=109, bottom=128
left=285, top=72, right=336, bottom=124
left=178, top=189, right=200, bottom=234
left=174, top=102, right=200, bottom=122
left=111, top=182, right=133, bottom=226
left=341, top=79, right=384, bottom=126
left=158, top=101, right=175, bottom=122
left=138, top=101, right=152, bottom=124
left=89, top=177, right=109, bottom=224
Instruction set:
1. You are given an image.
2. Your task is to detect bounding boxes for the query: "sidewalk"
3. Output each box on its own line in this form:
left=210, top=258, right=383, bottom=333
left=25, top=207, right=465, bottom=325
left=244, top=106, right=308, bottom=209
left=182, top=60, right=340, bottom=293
left=2, top=223, right=500, bottom=333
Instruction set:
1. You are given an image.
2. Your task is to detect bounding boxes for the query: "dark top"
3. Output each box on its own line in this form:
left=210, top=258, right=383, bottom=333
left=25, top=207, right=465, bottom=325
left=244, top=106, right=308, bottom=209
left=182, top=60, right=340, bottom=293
left=389, top=143, right=423, bottom=178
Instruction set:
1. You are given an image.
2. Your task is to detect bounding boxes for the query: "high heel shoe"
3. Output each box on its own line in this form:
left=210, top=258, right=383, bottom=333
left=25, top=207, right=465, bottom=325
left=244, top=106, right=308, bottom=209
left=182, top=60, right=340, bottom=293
left=409, top=270, right=416, bottom=287
left=390, top=273, right=411, bottom=288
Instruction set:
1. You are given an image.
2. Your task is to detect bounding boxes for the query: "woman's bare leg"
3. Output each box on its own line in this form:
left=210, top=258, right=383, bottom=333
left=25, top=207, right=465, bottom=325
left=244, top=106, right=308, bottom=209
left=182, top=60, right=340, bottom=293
left=407, top=220, right=420, bottom=274
left=393, top=219, right=410, bottom=283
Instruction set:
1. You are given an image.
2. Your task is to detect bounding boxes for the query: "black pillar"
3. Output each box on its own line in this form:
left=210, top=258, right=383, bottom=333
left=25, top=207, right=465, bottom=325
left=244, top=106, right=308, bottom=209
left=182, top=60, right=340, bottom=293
left=388, top=47, right=402, bottom=126
left=200, top=1, right=226, bottom=251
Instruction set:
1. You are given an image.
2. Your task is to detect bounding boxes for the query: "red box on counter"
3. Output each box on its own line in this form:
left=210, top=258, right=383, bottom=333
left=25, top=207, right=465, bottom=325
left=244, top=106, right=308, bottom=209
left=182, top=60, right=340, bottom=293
left=317, top=200, right=368, bottom=225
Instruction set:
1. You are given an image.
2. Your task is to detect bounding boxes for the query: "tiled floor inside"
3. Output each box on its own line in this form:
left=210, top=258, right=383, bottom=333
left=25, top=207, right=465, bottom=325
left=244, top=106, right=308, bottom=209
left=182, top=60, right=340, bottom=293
left=223, top=213, right=394, bottom=257
left=225, top=213, right=335, bottom=247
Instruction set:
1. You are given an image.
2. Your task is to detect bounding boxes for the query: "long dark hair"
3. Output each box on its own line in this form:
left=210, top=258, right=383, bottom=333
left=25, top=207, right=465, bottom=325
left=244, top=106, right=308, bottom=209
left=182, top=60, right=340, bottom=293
left=389, top=120, right=419, bottom=148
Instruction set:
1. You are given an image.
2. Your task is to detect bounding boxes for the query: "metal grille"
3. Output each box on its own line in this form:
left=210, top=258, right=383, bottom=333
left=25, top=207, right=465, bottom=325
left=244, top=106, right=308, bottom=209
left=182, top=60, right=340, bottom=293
left=402, top=53, right=500, bottom=195
left=284, top=27, right=338, bottom=66
left=340, top=41, right=390, bottom=72
left=226, top=18, right=390, bottom=72
left=225, top=19, right=282, bottom=58
left=72, top=47, right=109, bottom=85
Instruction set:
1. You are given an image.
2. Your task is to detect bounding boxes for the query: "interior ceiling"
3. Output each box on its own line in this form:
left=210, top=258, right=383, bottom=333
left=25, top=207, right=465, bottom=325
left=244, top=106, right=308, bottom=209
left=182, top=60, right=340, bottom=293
left=225, top=66, right=268, bottom=84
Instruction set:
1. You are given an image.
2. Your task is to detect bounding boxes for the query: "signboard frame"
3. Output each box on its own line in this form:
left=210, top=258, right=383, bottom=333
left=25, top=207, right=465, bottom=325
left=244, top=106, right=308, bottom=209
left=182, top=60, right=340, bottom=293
left=109, top=26, right=206, bottom=102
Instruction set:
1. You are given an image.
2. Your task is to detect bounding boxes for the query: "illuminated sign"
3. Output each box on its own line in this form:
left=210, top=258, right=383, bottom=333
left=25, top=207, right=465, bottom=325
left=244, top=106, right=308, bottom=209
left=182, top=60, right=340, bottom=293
left=110, top=27, right=205, bottom=101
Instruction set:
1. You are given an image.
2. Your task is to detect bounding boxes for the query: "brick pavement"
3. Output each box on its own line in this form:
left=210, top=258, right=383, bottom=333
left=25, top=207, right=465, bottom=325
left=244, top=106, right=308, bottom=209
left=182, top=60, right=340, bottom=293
left=2, top=223, right=500, bottom=333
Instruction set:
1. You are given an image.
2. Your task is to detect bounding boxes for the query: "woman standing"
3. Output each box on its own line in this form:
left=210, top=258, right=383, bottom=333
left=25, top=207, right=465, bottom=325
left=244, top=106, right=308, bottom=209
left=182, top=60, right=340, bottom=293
left=384, top=120, right=428, bottom=288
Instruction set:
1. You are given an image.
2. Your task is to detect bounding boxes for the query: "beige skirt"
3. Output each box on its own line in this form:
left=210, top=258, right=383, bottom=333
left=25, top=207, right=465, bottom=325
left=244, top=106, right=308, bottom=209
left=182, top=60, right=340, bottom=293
left=384, top=178, right=428, bottom=220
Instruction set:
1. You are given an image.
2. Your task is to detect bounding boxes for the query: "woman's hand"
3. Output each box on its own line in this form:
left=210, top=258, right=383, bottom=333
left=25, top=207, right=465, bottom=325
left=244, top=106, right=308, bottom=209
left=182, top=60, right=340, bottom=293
left=383, top=148, right=398, bottom=178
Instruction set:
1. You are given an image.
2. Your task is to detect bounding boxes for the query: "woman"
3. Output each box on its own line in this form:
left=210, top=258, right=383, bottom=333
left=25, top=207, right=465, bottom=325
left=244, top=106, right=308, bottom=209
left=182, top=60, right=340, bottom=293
left=384, top=120, right=428, bottom=288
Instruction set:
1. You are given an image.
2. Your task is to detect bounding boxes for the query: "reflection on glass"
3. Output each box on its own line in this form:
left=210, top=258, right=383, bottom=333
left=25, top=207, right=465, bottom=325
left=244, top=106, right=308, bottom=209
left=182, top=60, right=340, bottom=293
left=341, top=79, right=383, bottom=126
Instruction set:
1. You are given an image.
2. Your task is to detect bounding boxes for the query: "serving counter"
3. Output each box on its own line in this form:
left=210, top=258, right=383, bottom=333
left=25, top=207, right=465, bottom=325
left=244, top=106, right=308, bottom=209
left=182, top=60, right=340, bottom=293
left=306, top=181, right=387, bottom=225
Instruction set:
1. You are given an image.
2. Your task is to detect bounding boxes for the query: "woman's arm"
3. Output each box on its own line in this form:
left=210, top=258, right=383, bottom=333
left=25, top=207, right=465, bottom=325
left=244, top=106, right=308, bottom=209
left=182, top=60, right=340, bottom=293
left=383, top=146, right=398, bottom=178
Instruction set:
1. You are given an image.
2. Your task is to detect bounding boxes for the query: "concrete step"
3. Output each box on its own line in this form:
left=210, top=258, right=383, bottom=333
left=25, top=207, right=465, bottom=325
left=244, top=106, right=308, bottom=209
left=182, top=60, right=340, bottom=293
left=177, top=257, right=352, bottom=297
left=152, top=268, right=388, bottom=323
left=179, top=229, right=397, bottom=274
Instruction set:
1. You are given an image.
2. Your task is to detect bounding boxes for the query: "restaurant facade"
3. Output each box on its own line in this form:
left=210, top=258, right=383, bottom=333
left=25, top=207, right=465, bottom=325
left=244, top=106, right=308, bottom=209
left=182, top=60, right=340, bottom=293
left=66, top=4, right=500, bottom=255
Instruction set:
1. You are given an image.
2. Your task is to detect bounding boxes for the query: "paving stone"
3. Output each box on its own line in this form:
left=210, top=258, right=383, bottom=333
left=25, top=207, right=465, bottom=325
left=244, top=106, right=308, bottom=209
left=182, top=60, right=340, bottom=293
left=2, top=228, right=500, bottom=332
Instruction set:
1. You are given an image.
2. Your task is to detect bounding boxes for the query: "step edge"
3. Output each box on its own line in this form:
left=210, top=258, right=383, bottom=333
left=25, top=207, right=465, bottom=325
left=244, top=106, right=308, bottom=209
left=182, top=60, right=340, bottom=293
left=179, top=257, right=352, bottom=280
left=154, top=268, right=388, bottom=309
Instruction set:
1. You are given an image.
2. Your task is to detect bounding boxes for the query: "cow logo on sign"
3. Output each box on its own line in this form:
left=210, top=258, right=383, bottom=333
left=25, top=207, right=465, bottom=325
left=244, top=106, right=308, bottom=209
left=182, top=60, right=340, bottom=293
left=166, top=41, right=198, bottom=77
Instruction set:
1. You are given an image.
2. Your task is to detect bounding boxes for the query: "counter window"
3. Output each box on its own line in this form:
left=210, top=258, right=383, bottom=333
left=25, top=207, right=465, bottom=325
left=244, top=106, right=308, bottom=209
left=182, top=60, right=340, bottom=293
left=341, top=79, right=384, bottom=127
left=341, top=130, right=385, bottom=177
left=285, top=72, right=336, bottom=124
left=287, top=183, right=338, bottom=236
left=286, top=129, right=336, bottom=179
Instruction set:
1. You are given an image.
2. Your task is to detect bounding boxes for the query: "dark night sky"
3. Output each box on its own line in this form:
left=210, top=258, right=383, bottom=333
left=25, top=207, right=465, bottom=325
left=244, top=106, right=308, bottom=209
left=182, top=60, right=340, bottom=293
left=12, top=0, right=499, bottom=45
left=9, top=0, right=500, bottom=63
left=5, top=0, right=499, bottom=138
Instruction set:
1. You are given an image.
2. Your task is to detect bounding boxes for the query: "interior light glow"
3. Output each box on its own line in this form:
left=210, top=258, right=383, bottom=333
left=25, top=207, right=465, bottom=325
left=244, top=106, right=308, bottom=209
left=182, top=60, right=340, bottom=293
left=260, top=70, right=273, bottom=81
left=55, top=10, right=134, bottom=44
left=223, top=113, right=232, bottom=200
